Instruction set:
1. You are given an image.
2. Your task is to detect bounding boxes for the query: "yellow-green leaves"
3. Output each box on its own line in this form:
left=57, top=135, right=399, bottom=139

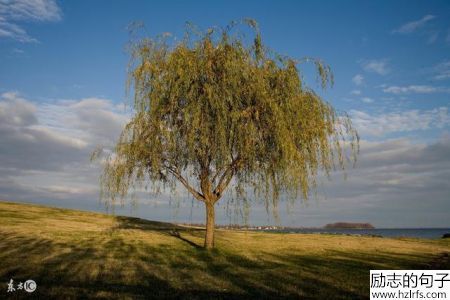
left=98, top=19, right=359, bottom=215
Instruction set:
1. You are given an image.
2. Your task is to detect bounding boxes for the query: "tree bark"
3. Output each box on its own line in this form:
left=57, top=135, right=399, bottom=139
left=204, top=201, right=215, bottom=249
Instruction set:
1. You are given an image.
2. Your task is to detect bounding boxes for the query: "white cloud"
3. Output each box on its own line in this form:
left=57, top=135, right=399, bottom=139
left=392, top=14, right=435, bottom=34
left=350, top=90, right=361, bottom=95
left=0, top=91, right=137, bottom=217
left=0, top=92, right=193, bottom=221
left=301, top=136, right=450, bottom=227
left=0, top=0, right=61, bottom=21
left=352, top=74, right=364, bottom=86
left=0, top=16, right=35, bottom=42
left=350, top=107, right=450, bottom=137
left=361, top=97, right=373, bottom=103
left=0, top=0, right=61, bottom=42
left=1, top=91, right=450, bottom=227
left=0, top=91, right=129, bottom=172
left=36, top=97, right=130, bottom=145
left=433, top=60, right=450, bottom=81
left=383, top=85, right=449, bottom=94
left=361, top=59, right=390, bottom=75
left=0, top=91, right=37, bottom=126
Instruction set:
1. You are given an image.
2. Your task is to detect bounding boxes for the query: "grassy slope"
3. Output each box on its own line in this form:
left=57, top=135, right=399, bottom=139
left=0, top=201, right=449, bottom=299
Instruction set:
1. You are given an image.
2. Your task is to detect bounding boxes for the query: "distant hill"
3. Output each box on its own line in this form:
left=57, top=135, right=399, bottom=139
left=324, top=222, right=375, bottom=229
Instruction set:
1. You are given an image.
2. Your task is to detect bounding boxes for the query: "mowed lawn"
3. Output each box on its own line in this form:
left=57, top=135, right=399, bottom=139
left=0, top=201, right=449, bottom=299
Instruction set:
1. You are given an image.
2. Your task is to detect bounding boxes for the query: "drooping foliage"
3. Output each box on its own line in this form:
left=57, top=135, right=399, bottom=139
left=95, top=19, right=359, bottom=217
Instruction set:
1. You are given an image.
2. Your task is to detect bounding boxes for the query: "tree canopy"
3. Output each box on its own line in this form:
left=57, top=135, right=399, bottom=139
left=95, top=20, right=359, bottom=249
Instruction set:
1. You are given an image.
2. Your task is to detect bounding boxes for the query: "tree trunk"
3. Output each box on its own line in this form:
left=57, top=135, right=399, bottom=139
left=204, top=201, right=215, bottom=249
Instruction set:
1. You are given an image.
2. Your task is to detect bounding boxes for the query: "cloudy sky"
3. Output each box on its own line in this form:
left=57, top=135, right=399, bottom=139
left=0, top=0, right=449, bottom=228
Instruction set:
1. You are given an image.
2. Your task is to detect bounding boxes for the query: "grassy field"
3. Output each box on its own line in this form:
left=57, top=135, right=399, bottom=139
left=0, top=200, right=449, bottom=299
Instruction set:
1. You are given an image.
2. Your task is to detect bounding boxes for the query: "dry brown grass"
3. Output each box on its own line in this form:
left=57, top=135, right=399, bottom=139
left=0, top=200, right=449, bottom=299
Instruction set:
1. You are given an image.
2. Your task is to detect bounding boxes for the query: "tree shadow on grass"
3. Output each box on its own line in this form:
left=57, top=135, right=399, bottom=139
left=115, top=216, right=185, bottom=231
left=0, top=217, right=447, bottom=299
left=115, top=215, right=204, bottom=249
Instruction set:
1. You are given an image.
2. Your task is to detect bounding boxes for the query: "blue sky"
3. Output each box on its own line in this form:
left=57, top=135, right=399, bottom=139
left=1, top=0, right=450, bottom=227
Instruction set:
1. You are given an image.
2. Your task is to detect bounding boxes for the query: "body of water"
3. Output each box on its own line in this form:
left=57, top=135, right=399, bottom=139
left=269, top=228, right=450, bottom=239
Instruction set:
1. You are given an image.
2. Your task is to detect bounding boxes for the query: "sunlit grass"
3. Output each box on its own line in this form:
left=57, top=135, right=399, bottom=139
left=0, top=200, right=448, bottom=299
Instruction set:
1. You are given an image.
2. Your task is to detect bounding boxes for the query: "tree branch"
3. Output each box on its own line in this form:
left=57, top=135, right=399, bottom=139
left=212, top=157, right=240, bottom=201
left=164, top=165, right=205, bottom=202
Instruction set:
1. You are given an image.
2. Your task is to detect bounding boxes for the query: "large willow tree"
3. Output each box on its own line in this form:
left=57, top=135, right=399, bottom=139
left=97, top=20, right=359, bottom=249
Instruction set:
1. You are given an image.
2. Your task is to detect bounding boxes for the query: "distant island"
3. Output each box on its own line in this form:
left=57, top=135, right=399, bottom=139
left=324, top=222, right=375, bottom=229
